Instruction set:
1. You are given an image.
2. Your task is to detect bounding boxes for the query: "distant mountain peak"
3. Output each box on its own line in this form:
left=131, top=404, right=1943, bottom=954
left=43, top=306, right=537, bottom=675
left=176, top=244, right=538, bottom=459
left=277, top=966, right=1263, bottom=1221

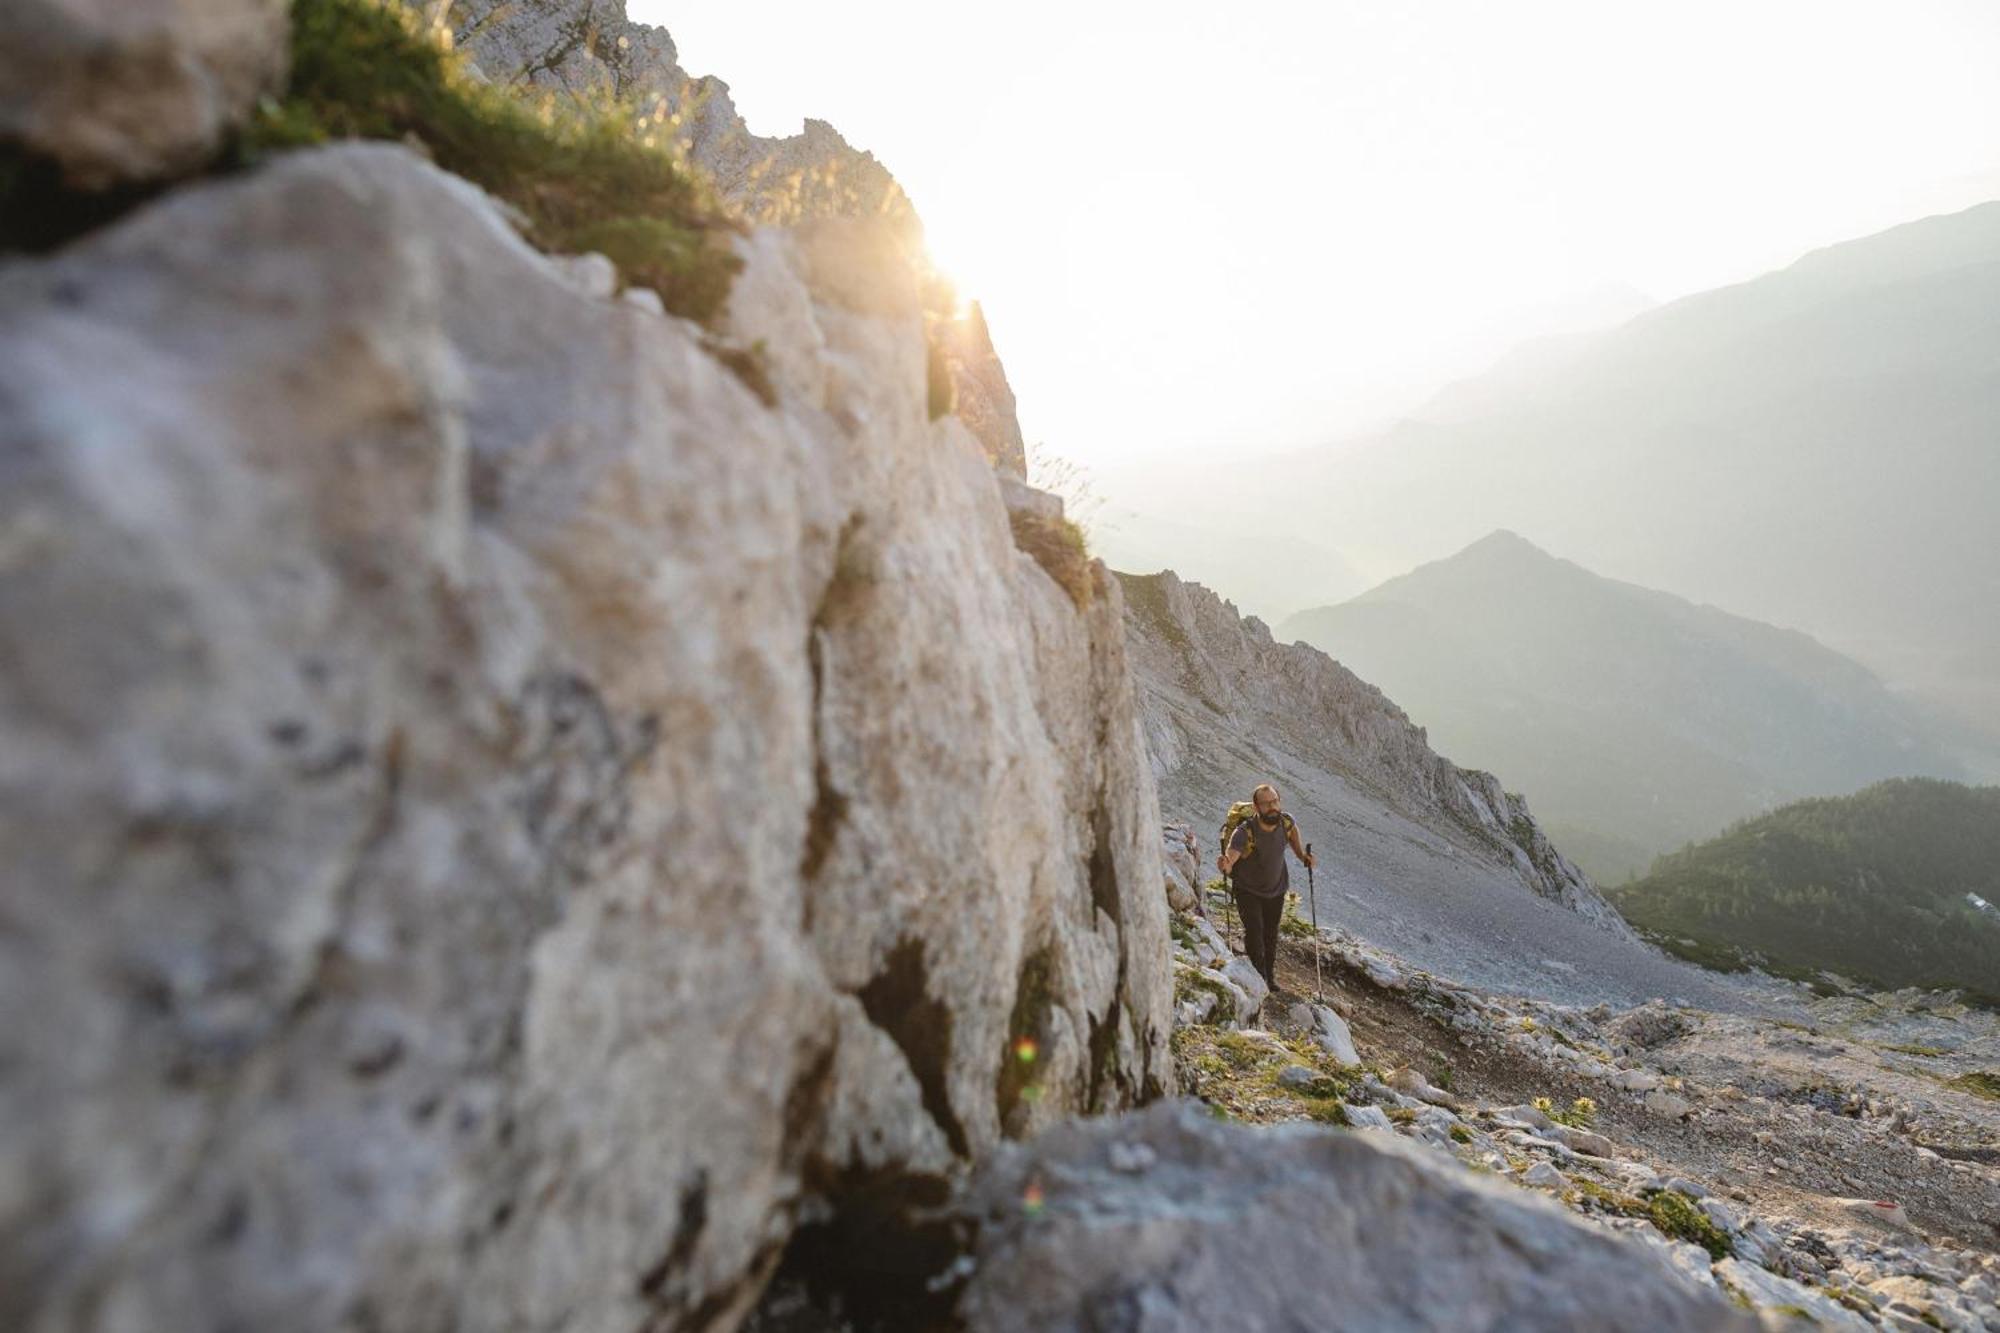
left=1461, top=528, right=1548, bottom=558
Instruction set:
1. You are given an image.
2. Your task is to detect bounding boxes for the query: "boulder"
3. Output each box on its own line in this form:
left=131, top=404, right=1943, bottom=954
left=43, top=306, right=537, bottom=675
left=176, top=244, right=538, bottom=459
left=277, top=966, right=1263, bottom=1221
left=1839, top=1197, right=1916, bottom=1233
left=1612, top=1068, right=1664, bottom=1094
left=1644, top=1090, right=1694, bottom=1120
left=1363, top=956, right=1408, bottom=990
left=1522, top=1161, right=1567, bottom=1189
left=1344, top=1104, right=1395, bottom=1131
left=1497, top=1103, right=1556, bottom=1131
left=0, top=0, right=289, bottom=187
left=1289, top=1002, right=1360, bottom=1066
left=0, top=144, right=1173, bottom=1331
left=1557, top=1127, right=1618, bottom=1159
left=1222, top=958, right=1270, bottom=1018
left=1187, top=914, right=1231, bottom=967
left=956, top=1102, right=1758, bottom=1332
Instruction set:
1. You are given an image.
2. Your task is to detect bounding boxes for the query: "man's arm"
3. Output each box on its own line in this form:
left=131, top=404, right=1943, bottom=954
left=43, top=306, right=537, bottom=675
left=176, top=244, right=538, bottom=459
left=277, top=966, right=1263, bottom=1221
left=1288, top=820, right=1316, bottom=870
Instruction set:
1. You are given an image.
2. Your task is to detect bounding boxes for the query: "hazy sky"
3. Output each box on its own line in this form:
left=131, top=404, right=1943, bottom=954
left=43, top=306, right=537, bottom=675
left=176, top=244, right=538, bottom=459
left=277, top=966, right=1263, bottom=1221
left=640, top=1, right=2000, bottom=470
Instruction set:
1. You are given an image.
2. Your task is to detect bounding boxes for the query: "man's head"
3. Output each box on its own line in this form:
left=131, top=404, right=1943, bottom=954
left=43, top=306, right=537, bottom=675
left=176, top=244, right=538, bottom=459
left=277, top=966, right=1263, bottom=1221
left=1252, top=783, right=1282, bottom=824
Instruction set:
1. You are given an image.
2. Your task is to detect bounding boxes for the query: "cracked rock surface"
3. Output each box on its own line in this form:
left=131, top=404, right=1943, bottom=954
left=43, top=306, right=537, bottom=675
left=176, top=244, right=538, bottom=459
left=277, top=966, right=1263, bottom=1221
left=0, top=142, right=1169, bottom=1332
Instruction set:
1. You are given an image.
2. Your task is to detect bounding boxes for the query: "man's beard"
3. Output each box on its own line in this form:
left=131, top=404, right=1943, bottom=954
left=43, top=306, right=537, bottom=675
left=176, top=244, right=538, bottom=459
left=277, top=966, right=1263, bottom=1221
left=1258, top=812, right=1280, bottom=826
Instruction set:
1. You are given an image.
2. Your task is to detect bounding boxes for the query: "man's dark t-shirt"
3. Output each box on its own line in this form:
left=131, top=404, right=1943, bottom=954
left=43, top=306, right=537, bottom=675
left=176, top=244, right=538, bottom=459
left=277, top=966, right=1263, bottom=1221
left=1228, top=815, right=1293, bottom=898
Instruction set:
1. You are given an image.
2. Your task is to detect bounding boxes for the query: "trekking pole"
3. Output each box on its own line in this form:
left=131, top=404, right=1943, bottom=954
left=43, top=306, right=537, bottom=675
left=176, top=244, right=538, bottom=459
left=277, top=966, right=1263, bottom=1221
left=1306, top=843, right=1323, bottom=1003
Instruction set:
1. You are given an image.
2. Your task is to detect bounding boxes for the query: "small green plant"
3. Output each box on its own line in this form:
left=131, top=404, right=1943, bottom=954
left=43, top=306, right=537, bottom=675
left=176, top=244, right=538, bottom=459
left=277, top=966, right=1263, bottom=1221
left=1647, top=1190, right=1731, bottom=1260
left=1449, top=1124, right=1474, bottom=1144
left=1542, top=1096, right=1597, bottom=1128
left=1881, top=1042, right=1949, bottom=1058
left=1574, top=1177, right=1647, bottom=1217
left=1214, top=1031, right=1275, bottom=1069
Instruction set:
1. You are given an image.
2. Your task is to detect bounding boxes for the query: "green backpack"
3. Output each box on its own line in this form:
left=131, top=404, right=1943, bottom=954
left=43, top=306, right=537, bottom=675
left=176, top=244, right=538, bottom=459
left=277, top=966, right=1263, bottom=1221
left=1219, top=802, right=1292, bottom=865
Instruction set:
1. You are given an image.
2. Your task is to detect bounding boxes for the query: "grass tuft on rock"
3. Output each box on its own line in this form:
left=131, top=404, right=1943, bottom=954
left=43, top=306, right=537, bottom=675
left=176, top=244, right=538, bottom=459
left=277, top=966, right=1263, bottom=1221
left=239, top=0, right=741, bottom=324
left=1009, top=510, right=1095, bottom=609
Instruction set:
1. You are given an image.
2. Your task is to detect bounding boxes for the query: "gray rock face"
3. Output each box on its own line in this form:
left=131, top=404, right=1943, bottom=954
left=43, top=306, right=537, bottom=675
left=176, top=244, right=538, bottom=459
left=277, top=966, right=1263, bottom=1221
left=0, top=0, right=289, bottom=186
left=956, top=1101, right=1759, bottom=1332
left=0, top=143, right=1170, bottom=1331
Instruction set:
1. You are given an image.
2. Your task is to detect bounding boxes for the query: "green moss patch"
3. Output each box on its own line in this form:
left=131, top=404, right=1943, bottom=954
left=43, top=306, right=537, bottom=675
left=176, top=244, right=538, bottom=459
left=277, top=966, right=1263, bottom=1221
left=1647, top=1189, right=1731, bottom=1260
left=1947, top=1071, right=2000, bottom=1101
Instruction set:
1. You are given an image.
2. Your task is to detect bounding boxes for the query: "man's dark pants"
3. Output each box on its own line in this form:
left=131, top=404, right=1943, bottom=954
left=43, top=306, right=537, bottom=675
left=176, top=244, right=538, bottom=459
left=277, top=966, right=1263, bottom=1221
left=1234, top=886, right=1286, bottom=991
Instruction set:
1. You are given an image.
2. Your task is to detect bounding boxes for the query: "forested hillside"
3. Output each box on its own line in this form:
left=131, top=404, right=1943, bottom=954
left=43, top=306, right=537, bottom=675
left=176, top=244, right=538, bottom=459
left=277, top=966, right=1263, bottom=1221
left=1610, top=779, right=2000, bottom=1001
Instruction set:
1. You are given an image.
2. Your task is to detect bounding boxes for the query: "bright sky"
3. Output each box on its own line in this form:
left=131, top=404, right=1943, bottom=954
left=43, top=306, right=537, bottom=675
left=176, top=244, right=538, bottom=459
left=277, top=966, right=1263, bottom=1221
left=639, top=1, right=2000, bottom=470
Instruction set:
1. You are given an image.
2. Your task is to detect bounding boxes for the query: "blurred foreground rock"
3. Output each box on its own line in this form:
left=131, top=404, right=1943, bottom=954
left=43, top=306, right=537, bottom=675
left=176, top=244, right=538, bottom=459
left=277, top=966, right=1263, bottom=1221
left=0, top=142, right=1170, bottom=1331
left=957, top=1101, right=1759, bottom=1332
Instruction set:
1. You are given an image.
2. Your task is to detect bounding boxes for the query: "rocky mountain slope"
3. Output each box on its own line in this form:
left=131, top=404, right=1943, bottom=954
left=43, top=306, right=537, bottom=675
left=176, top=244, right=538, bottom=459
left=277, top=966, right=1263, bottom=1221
left=1281, top=529, right=1965, bottom=882
left=1612, top=778, right=2000, bottom=1000
left=1118, top=569, right=1768, bottom=1010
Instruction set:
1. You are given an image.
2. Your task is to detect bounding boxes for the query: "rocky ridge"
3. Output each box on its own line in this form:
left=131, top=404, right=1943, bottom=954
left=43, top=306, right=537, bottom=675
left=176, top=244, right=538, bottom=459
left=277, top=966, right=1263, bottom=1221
left=453, top=0, right=1028, bottom=477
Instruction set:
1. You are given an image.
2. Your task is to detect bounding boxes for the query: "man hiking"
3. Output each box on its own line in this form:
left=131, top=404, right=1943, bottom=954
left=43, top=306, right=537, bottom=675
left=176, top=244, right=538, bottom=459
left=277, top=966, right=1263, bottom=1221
left=1217, top=783, right=1316, bottom=996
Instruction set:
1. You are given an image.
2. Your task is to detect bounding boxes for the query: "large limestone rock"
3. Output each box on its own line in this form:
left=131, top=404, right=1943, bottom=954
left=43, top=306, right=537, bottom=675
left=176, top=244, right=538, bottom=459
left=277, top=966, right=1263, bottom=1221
left=0, top=0, right=289, bottom=186
left=0, top=143, right=1170, bottom=1331
left=956, top=1101, right=1759, bottom=1332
